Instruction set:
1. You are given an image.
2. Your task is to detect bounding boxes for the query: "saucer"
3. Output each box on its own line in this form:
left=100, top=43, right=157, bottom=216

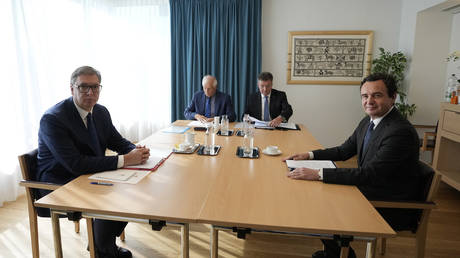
left=262, top=148, right=282, bottom=156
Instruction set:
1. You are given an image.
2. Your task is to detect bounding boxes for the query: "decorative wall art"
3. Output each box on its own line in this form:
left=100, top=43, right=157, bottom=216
left=287, top=31, right=373, bottom=85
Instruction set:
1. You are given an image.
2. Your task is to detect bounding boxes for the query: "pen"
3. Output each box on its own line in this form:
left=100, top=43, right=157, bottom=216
left=90, top=181, right=113, bottom=186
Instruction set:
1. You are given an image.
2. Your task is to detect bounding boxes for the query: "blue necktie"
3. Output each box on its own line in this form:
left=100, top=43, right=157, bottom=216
left=205, top=97, right=211, bottom=118
left=87, top=112, right=102, bottom=156
left=263, top=96, right=270, bottom=121
left=362, top=121, right=374, bottom=153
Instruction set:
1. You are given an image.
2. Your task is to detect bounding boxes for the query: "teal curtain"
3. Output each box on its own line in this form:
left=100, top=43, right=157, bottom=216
left=170, top=0, right=262, bottom=121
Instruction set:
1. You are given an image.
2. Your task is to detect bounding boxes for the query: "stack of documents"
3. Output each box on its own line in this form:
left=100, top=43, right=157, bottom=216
left=249, top=116, right=297, bottom=130
left=89, top=146, right=172, bottom=184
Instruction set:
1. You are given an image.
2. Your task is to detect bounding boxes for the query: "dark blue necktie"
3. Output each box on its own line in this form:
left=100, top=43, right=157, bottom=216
left=205, top=97, right=211, bottom=118
left=263, top=96, right=270, bottom=121
left=87, top=112, right=102, bottom=156
left=362, top=121, right=374, bottom=153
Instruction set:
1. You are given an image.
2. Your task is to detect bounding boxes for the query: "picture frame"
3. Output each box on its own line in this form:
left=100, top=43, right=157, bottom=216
left=287, top=30, right=374, bottom=85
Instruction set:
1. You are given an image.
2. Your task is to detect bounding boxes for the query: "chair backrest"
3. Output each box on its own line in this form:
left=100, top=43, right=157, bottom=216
left=18, top=149, right=39, bottom=199
left=418, top=161, right=435, bottom=202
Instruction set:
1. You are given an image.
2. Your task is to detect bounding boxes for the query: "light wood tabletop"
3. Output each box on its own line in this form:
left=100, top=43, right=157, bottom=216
left=35, top=120, right=395, bottom=258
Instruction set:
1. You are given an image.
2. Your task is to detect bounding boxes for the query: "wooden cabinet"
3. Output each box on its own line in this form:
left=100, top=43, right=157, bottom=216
left=433, top=103, right=460, bottom=191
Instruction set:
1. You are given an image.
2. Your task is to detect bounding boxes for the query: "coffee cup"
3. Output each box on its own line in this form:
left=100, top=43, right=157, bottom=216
left=184, top=132, right=195, bottom=146
left=265, top=145, right=279, bottom=154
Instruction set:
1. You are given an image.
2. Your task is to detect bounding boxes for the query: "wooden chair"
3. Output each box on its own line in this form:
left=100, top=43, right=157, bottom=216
left=371, top=161, right=441, bottom=258
left=414, top=124, right=437, bottom=163
left=18, top=149, right=125, bottom=258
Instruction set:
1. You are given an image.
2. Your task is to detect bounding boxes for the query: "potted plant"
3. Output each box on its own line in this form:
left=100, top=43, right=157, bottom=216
left=371, top=47, right=416, bottom=119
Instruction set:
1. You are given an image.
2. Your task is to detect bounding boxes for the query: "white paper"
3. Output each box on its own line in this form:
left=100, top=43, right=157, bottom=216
left=187, top=121, right=206, bottom=127
left=162, top=125, right=190, bottom=134
left=124, top=147, right=171, bottom=170
left=278, top=122, right=297, bottom=130
left=89, top=169, right=150, bottom=184
left=286, top=160, right=336, bottom=170
left=250, top=116, right=296, bottom=129
left=89, top=169, right=136, bottom=181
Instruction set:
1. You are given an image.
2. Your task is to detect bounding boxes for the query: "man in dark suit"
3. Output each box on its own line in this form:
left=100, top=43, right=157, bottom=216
left=283, top=73, right=420, bottom=258
left=38, top=66, right=150, bottom=258
left=184, top=75, right=236, bottom=122
left=244, top=72, right=293, bottom=127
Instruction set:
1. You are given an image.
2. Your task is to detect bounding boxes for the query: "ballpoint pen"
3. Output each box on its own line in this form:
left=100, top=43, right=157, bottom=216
left=90, top=181, right=113, bottom=186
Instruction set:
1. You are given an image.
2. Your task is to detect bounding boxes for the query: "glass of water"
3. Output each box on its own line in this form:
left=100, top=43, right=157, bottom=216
left=243, top=125, right=254, bottom=157
left=221, top=115, right=229, bottom=135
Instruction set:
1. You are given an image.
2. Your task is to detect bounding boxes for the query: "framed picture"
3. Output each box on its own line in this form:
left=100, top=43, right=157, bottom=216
left=287, top=30, right=373, bottom=85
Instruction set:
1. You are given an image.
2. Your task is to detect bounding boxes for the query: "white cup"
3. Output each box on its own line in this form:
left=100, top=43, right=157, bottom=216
left=184, top=132, right=195, bottom=146
left=265, top=145, right=279, bottom=154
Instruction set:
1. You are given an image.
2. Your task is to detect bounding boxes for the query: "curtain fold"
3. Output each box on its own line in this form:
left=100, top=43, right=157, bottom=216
left=0, top=0, right=170, bottom=206
left=170, top=0, right=262, bottom=121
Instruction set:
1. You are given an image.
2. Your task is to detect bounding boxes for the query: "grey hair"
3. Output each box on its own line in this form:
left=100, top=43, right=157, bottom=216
left=70, top=66, right=101, bottom=86
left=202, top=75, right=217, bottom=88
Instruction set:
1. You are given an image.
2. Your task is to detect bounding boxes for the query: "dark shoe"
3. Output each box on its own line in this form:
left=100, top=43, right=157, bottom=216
left=312, top=250, right=327, bottom=258
left=116, top=246, right=132, bottom=258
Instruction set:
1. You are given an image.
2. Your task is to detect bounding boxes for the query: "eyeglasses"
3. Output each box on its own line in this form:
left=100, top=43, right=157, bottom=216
left=74, top=84, right=102, bottom=93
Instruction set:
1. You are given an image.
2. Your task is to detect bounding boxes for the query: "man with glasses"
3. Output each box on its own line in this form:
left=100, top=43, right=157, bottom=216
left=38, top=66, right=149, bottom=258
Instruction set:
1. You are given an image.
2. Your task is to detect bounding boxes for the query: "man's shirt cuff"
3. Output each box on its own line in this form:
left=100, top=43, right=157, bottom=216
left=117, top=155, right=124, bottom=168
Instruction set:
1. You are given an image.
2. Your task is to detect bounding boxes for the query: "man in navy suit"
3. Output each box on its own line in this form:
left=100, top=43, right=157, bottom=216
left=38, top=66, right=150, bottom=258
left=184, top=75, right=236, bottom=122
left=283, top=73, right=421, bottom=258
left=244, top=72, right=293, bottom=127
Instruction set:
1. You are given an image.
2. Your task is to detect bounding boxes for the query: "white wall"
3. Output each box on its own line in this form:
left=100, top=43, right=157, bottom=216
left=408, top=0, right=460, bottom=125
left=398, top=0, right=446, bottom=98
left=446, top=13, right=460, bottom=80
left=261, top=0, right=403, bottom=147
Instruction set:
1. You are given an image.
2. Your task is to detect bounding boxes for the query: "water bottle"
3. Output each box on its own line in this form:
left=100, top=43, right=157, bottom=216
left=243, top=114, right=250, bottom=136
left=204, top=126, right=210, bottom=151
left=243, top=124, right=254, bottom=157
left=221, top=115, right=229, bottom=136
left=211, top=123, right=217, bottom=151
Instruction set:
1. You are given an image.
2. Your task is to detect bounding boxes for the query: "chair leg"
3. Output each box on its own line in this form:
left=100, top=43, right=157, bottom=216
left=29, top=211, right=40, bottom=258
left=74, top=220, right=80, bottom=233
left=379, top=238, right=386, bottom=255
left=120, top=230, right=126, bottom=241
left=416, top=225, right=428, bottom=258
left=26, top=192, right=40, bottom=258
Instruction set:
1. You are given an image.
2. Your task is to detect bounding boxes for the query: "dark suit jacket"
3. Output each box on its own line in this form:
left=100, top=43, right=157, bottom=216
left=312, top=108, right=421, bottom=230
left=184, top=91, right=236, bottom=122
left=37, top=97, right=135, bottom=185
left=244, top=89, right=293, bottom=121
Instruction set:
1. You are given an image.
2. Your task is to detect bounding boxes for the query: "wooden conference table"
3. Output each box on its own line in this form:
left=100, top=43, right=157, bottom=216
left=35, top=120, right=395, bottom=258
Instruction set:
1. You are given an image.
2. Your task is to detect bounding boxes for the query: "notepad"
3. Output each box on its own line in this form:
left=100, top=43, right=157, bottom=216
left=286, top=160, right=336, bottom=170
left=89, top=169, right=136, bottom=181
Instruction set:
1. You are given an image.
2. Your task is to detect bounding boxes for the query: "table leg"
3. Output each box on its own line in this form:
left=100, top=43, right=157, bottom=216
left=210, top=225, right=219, bottom=258
left=339, top=246, right=349, bottom=258
left=366, top=238, right=376, bottom=258
left=181, top=223, right=189, bottom=258
left=86, top=218, right=96, bottom=258
left=50, top=211, right=63, bottom=258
